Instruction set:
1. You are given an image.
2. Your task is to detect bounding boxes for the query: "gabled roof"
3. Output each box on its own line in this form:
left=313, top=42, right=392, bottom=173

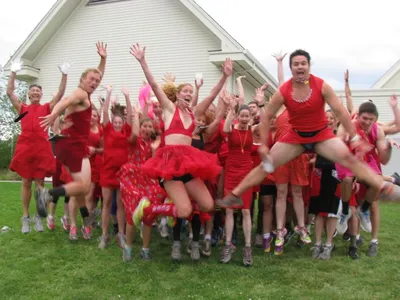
left=371, top=58, right=400, bottom=89
left=5, top=0, right=277, bottom=90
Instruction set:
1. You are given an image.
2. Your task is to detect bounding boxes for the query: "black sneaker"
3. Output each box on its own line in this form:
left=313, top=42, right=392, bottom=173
left=391, top=172, right=400, bottom=186
left=356, top=237, right=364, bottom=248
left=343, top=230, right=351, bottom=242
left=348, top=246, right=360, bottom=260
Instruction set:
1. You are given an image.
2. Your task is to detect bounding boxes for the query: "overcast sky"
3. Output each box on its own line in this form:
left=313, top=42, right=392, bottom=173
left=1, top=0, right=399, bottom=89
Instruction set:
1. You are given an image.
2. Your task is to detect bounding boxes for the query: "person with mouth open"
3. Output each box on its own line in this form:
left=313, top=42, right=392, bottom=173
left=217, top=49, right=400, bottom=209
left=129, top=43, right=232, bottom=232
left=37, top=42, right=107, bottom=228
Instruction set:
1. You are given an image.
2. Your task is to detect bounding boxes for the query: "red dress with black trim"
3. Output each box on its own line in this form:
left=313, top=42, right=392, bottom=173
left=142, top=107, right=221, bottom=180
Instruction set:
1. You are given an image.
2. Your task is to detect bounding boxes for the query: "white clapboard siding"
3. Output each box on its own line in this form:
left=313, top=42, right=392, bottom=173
left=380, top=71, right=400, bottom=89
left=32, top=0, right=234, bottom=108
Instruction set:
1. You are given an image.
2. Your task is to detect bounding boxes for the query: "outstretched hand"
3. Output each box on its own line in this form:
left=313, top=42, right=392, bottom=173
left=121, top=87, right=130, bottom=97
left=389, top=94, right=398, bottom=108
left=10, top=59, right=22, bottom=73
left=130, top=43, right=146, bottom=62
left=219, top=90, right=231, bottom=107
left=272, top=50, right=287, bottom=62
left=97, top=42, right=107, bottom=59
left=253, top=87, right=265, bottom=105
left=58, top=62, right=71, bottom=75
left=162, top=72, right=176, bottom=83
left=39, top=114, right=56, bottom=132
left=222, top=58, right=233, bottom=77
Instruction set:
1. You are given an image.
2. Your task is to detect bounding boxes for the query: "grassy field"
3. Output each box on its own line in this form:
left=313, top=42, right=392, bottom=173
left=1, top=182, right=400, bottom=300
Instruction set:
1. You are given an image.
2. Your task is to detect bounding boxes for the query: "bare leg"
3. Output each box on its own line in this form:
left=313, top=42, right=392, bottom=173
left=68, top=197, right=78, bottom=228
left=326, top=217, right=337, bottom=245
left=370, top=201, right=380, bottom=241
left=116, top=190, right=125, bottom=234
left=63, top=158, right=92, bottom=197
left=125, top=223, right=135, bottom=247
left=185, top=178, right=214, bottom=212
left=225, top=209, right=234, bottom=244
left=315, top=215, right=324, bottom=245
left=291, top=184, right=305, bottom=228
left=85, top=183, right=96, bottom=212
left=262, top=195, right=273, bottom=234
left=21, top=178, right=32, bottom=217
left=275, top=184, right=288, bottom=230
left=242, top=209, right=252, bottom=246
left=101, top=188, right=113, bottom=237
left=142, top=224, right=152, bottom=248
left=163, top=181, right=193, bottom=218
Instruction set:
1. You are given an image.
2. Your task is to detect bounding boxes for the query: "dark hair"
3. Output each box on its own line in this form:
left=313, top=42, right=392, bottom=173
left=140, top=117, right=153, bottom=126
left=289, top=49, right=311, bottom=68
left=29, top=84, right=42, bottom=91
left=359, top=101, right=378, bottom=117
left=237, top=105, right=250, bottom=114
left=248, top=101, right=257, bottom=106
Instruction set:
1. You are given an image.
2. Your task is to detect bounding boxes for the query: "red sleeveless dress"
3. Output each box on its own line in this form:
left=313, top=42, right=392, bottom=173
left=224, top=126, right=253, bottom=209
left=100, top=123, right=131, bottom=189
left=279, top=75, right=335, bottom=144
left=10, top=103, right=55, bottom=178
left=217, top=120, right=229, bottom=167
left=142, top=107, right=221, bottom=181
left=55, top=100, right=92, bottom=173
left=118, top=136, right=166, bottom=225
left=88, top=126, right=103, bottom=184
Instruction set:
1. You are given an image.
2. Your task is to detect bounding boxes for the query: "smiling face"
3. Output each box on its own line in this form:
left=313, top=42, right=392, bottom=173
left=140, top=119, right=154, bottom=139
left=290, top=55, right=310, bottom=83
left=238, top=108, right=251, bottom=126
left=91, top=109, right=99, bottom=126
left=195, top=115, right=206, bottom=127
left=80, top=69, right=102, bottom=94
left=357, top=112, right=377, bottom=132
left=112, top=115, right=124, bottom=132
left=176, top=84, right=193, bottom=109
left=152, top=101, right=162, bottom=117
left=28, top=85, right=43, bottom=104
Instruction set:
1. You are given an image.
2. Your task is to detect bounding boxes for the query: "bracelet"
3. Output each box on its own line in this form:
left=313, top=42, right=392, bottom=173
left=350, top=134, right=360, bottom=143
left=258, top=104, right=265, bottom=108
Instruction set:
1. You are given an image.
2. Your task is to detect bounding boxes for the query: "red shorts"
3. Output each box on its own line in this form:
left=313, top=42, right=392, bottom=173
left=54, top=139, right=87, bottom=173
left=52, top=159, right=65, bottom=187
left=274, top=154, right=310, bottom=186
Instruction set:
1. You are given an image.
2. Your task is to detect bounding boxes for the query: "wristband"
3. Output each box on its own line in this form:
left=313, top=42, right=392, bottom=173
left=258, top=104, right=265, bottom=108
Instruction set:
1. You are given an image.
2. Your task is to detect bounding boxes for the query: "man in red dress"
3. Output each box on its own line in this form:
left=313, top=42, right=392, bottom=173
left=218, top=49, right=400, bottom=207
left=7, top=60, right=69, bottom=233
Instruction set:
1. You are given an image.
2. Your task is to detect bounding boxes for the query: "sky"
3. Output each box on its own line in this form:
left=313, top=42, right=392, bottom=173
left=1, top=0, right=399, bottom=90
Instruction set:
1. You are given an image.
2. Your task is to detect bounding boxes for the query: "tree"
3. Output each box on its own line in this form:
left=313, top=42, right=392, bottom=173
left=0, top=68, right=28, bottom=141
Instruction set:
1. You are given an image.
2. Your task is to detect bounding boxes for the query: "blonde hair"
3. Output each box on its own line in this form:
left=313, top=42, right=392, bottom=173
left=161, top=82, right=193, bottom=103
left=80, top=68, right=103, bottom=81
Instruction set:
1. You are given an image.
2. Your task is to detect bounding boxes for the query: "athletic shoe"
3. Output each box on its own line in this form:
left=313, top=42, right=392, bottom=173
left=171, top=241, right=182, bottom=261
left=243, top=246, right=253, bottom=266
left=141, top=249, right=152, bottom=260
left=81, top=226, right=92, bottom=240
left=295, top=225, right=312, bottom=244
left=33, top=214, right=44, bottom=232
left=319, top=245, right=334, bottom=260
left=69, top=225, right=78, bottom=241
left=368, top=241, right=378, bottom=257
left=211, top=227, right=223, bottom=247
left=356, top=207, right=372, bottom=232
left=201, top=239, right=212, bottom=256
left=187, top=238, right=193, bottom=254
left=356, top=237, right=364, bottom=248
left=21, top=216, right=31, bottom=234
left=220, top=244, right=235, bottom=264
left=263, top=236, right=273, bottom=253
left=158, top=222, right=169, bottom=238
left=132, top=198, right=151, bottom=228
left=336, top=208, right=352, bottom=234
left=98, top=235, right=109, bottom=249
left=116, top=232, right=126, bottom=249
left=275, top=228, right=288, bottom=248
left=123, top=246, right=132, bottom=262
left=46, top=215, right=55, bottom=231
left=348, top=246, right=360, bottom=260
left=60, top=216, right=70, bottom=231
left=254, top=234, right=263, bottom=248
left=342, top=230, right=351, bottom=242
left=311, top=244, right=323, bottom=259
left=190, top=241, right=201, bottom=261
left=34, top=186, right=50, bottom=218
left=274, top=245, right=284, bottom=256
left=391, top=172, right=400, bottom=186
left=216, top=194, right=243, bottom=208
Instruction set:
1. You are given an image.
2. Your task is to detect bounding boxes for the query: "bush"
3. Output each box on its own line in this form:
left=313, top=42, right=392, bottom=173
left=0, top=169, right=20, bottom=180
left=0, top=137, right=17, bottom=169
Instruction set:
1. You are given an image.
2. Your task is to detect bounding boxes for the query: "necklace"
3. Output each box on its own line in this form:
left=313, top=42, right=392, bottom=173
left=291, top=87, right=313, bottom=103
left=237, top=127, right=248, bottom=153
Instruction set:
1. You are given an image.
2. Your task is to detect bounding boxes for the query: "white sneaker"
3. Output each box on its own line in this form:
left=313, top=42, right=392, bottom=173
left=356, top=207, right=372, bottom=232
left=33, top=214, right=44, bottom=232
left=336, top=201, right=351, bottom=234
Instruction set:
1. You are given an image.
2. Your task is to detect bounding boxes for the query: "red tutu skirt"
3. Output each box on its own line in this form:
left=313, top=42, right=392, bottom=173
left=142, top=145, right=221, bottom=181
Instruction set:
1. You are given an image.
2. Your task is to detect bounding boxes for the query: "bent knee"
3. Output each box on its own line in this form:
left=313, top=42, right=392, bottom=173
left=176, top=205, right=193, bottom=218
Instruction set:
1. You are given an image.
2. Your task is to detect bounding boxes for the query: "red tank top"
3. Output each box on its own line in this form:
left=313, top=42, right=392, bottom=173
left=274, top=109, right=291, bottom=142
left=164, top=108, right=195, bottom=137
left=88, top=126, right=102, bottom=148
left=280, top=74, right=327, bottom=132
left=19, top=103, right=51, bottom=138
left=62, top=98, right=92, bottom=142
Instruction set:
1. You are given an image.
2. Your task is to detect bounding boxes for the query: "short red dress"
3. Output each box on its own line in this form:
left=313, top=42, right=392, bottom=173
left=118, top=136, right=166, bottom=226
left=100, top=122, right=131, bottom=189
left=142, top=107, right=221, bottom=181
left=10, top=103, right=55, bottom=178
left=224, top=126, right=253, bottom=209
left=88, top=126, right=103, bottom=184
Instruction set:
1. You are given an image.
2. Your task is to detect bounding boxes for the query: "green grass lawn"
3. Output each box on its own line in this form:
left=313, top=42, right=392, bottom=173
left=1, top=182, right=400, bottom=300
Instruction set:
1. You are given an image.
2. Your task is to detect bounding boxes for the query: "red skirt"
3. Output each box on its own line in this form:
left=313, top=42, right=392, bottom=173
left=10, top=133, right=55, bottom=179
left=54, top=138, right=87, bottom=173
left=142, top=145, right=221, bottom=181
left=90, top=154, right=102, bottom=184
left=279, top=127, right=336, bottom=145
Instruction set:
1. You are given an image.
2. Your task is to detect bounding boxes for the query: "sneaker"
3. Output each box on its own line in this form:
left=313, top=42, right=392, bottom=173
left=356, top=237, right=364, bottom=248
left=216, top=194, right=243, bottom=208
left=132, top=198, right=151, bottom=228
left=275, top=228, right=288, bottom=248
left=391, top=172, right=400, bottom=186
left=34, top=187, right=52, bottom=218
left=116, top=232, right=126, bottom=249
left=263, top=236, right=273, bottom=253
left=201, top=239, right=212, bottom=256
left=311, top=244, right=323, bottom=259
left=220, top=244, right=235, bottom=264
left=69, top=225, right=78, bottom=241
left=274, top=245, right=284, bottom=256
left=21, top=216, right=31, bottom=234
left=158, top=222, right=169, bottom=238
left=98, top=235, right=109, bottom=249
left=337, top=212, right=351, bottom=234
left=141, top=249, right=152, bottom=260
left=81, top=226, right=92, bottom=240
left=187, top=238, right=193, bottom=253
left=254, top=234, right=263, bottom=248
left=33, top=214, right=44, bottom=232
left=342, top=230, right=351, bottom=242
left=295, top=226, right=312, bottom=244
left=319, top=245, right=334, bottom=260
left=367, top=241, right=378, bottom=257
left=88, top=208, right=101, bottom=227
left=61, top=216, right=70, bottom=231
left=171, top=241, right=182, bottom=261
left=211, top=227, right=223, bottom=247
left=243, top=246, right=253, bottom=266
left=356, top=207, right=372, bottom=233
left=123, top=246, right=133, bottom=262
left=190, top=241, right=201, bottom=261
left=348, top=246, right=360, bottom=260
left=46, top=215, right=55, bottom=231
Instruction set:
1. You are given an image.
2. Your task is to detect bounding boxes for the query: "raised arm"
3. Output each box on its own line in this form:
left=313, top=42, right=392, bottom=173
left=102, top=86, right=113, bottom=125
left=194, top=58, right=233, bottom=117
left=191, top=74, right=203, bottom=107
left=130, top=44, right=174, bottom=112
left=223, top=98, right=238, bottom=133
left=129, top=106, right=140, bottom=143
left=6, top=60, right=23, bottom=114
left=376, top=126, right=392, bottom=165
left=121, top=87, right=133, bottom=127
left=49, top=62, right=70, bottom=111
left=96, top=42, right=107, bottom=77
left=236, top=75, right=245, bottom=105
left=272, top=51, right=287, bottom=87
left=344, top=70, right=356, bottom=115
left=382, top=94, right=400, bottom=135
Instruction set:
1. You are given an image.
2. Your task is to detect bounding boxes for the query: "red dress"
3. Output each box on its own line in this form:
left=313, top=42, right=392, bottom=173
left=10, top=103, right=55, bottom=178
left=224, top=127, right=253, bottom=209
left=142, top=108, right=221, bottom=181
left=118, top=136, right=166, bottom=226
left=217, top=120, right=229, bottom=167
left=88, top=126, right=103, bottom=184
left=100, top=123, right=131, bottom=189
left=279, top=75, right=335, bottom=144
